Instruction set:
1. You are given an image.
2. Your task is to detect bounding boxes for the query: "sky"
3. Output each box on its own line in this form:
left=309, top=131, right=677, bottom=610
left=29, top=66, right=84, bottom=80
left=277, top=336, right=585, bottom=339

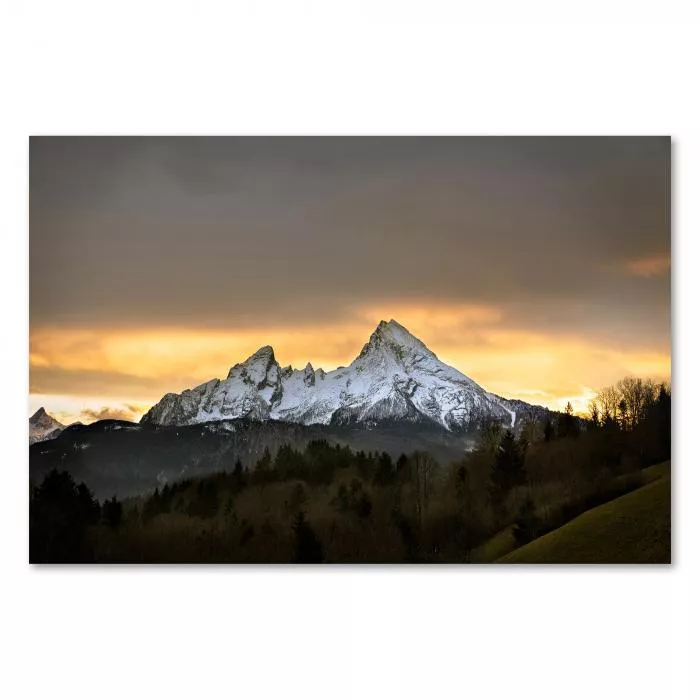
left=29, top=136, right=671, bottom=424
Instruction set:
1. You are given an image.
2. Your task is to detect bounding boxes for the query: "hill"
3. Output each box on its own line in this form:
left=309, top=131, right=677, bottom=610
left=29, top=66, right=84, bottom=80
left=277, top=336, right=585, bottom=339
left=498, top=464, right=671, bottom=564
left=29, top=417, right=472, bottom=500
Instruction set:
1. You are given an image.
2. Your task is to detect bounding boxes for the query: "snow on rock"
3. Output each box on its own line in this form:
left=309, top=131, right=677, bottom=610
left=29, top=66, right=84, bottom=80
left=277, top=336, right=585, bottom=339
left=141, top=319, right=533, bottom=432
left=303, top=363, right=316, bottom=387
left=29, top=408, right=66, bottom=445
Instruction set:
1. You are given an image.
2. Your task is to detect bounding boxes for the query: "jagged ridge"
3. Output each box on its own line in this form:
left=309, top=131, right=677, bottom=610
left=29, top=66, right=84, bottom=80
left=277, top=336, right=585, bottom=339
left=141, top=319, right=537, bottom=432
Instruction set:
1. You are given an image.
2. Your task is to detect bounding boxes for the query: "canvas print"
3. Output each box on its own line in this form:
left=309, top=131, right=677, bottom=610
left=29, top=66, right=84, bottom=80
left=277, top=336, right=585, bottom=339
left=28, top=137, right=671, bottom=563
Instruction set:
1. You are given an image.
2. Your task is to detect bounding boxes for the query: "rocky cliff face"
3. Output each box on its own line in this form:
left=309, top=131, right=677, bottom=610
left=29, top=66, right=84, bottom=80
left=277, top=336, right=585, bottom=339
left=141, top=319, right=537, bottom=432
left=29, top=408, right=66, bottom=445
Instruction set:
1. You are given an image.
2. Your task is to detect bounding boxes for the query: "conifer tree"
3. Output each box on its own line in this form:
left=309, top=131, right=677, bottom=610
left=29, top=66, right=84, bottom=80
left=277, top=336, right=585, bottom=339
left=543, top=418, right=554, bottom=442
left=292, top=511, right=324, bottom=563
left=489, top=430, right=526, bottom=501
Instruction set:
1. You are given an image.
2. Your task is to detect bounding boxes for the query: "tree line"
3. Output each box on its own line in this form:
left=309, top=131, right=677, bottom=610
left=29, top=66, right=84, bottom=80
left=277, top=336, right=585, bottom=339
left=29, top=375, right=670, bottom=563
left=30, top=470, right=123, bottom=563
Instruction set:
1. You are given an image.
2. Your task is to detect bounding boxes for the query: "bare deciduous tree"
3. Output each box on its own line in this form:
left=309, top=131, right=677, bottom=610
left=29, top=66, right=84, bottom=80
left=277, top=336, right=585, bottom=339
left=596, top=376, right=665, bottom=430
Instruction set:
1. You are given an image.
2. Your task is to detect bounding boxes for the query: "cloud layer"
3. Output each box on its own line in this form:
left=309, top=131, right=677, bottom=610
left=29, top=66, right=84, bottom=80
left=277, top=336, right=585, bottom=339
left=29, top=137, right=671, bottom=421
left=30, top=303, right=670, bottom=421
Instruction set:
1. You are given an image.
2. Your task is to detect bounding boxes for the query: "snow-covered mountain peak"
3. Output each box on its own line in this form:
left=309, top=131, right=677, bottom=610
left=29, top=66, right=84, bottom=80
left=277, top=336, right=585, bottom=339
left=372, top=319, right=431, bottom=351
left=29, top=407, right=66, bottom=445
left=142, top=319, right=535, bottom=431
left=240, top=345, right=276, bottom=368
left=227, top=345, right=279, bottom=386
left=358, top=318, right=438, bottom=371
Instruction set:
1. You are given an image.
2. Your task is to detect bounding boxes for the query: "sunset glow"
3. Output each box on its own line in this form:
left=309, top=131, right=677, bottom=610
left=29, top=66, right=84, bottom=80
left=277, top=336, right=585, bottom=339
left=30, top=137, right=670, bottom=424
left=626, top=254, right=672, bottom=278
left=29, top=303, right=670, bottom=423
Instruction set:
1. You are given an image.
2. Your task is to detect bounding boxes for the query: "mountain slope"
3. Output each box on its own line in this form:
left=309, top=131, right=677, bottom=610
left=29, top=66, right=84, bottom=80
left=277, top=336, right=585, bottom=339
left=142, top=319, right=540, bottom=432
left=29, top=408, right=66, bottom=445
left=498, top=466, right=671, bottom=564
left=29, top=418, right=471, bottom=500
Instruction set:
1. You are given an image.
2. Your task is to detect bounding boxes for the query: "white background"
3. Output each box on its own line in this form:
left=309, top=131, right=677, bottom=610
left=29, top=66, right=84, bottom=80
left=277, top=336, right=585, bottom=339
left=1, top=2, right=699, bottom=699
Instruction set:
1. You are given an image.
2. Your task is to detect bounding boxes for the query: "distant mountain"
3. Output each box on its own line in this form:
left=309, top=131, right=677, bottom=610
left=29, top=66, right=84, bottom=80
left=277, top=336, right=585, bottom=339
left=29, top=408, right=66, bottom=445
left=29, top=417, right=475, bottom=500
left=142, top=319, right=546, bottom=432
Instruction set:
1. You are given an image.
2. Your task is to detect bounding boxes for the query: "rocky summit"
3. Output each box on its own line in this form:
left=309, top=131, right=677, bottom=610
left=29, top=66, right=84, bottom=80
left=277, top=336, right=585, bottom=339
left=141, top=319, right=541, bottom=432
left=29, top=407, right=66, bottom=445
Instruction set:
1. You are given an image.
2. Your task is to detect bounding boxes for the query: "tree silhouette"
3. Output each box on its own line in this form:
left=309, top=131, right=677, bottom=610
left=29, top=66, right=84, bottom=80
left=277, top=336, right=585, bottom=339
left=373, top=451, right=395, bottom=486
left=409, top=452, right=437, bottom=530
left=292, top=511, right=324, bottom=563
left=102, top=496, right=123, bottom=528
left=30, top=469, right=100, bottom=563
left=589, top=401, right=599, bottom=427
left=396, top=453, right=409, bottom=481
left=557, top=402, right=579, bottom=439
left=233, top=458, right=245, bottom=490
left=489, top=430, right=526, bottom=502
left=187, top=480, right=219, bottom=519
left=543, top=418, right=554, bottom=442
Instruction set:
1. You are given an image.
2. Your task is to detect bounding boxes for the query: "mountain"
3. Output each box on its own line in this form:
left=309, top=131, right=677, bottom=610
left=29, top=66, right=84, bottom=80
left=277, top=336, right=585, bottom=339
left=29, top=407, right=66, bottom=445
left=142, top=319, right=543, bottom=432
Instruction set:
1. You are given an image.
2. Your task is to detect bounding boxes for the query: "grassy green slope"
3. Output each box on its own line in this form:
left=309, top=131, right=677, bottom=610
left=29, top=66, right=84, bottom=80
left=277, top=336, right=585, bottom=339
left=469, top=526, right=515, bottom=563
left=498, top=468, right=671, bottom=564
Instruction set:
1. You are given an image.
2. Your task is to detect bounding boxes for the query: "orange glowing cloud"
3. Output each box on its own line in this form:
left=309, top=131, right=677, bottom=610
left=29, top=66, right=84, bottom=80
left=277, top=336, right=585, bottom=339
left=625, top=254, right=671, bottom=277
left=29, top=302, right=671, bottom=423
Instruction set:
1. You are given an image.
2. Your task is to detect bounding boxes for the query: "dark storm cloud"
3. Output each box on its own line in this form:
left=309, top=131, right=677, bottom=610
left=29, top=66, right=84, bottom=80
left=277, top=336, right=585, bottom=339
left=29, top=136, right=670, bottom=341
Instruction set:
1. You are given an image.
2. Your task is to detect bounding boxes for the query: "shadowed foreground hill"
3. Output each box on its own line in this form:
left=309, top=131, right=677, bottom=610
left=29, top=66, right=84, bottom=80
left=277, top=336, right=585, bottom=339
left=498, top=464, right=671, bottom=564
